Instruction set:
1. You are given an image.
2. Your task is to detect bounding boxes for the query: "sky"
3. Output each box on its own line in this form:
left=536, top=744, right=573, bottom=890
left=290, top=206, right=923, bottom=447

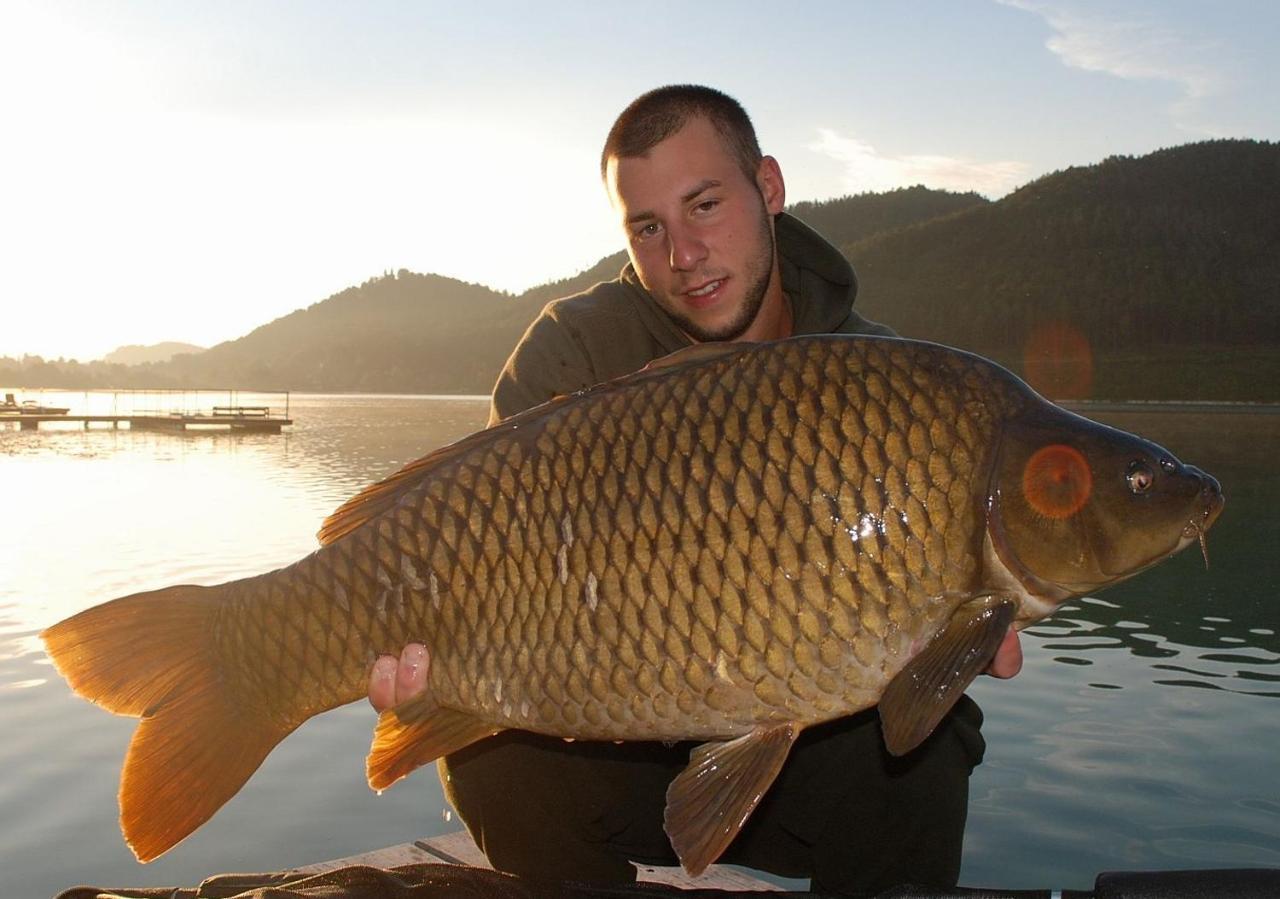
left=1, top=0, right=1275, bottom=362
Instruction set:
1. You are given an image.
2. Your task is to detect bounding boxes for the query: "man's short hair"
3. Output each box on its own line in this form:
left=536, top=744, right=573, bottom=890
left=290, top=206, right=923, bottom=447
left=601, top=85, right=763, bottom=182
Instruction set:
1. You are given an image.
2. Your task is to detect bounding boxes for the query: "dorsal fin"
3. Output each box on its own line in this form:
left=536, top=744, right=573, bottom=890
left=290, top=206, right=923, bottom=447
left=318, top=425, right=510, bottom=545
left=317, top=341, right=756, bottom=545
left=642, top=341, right=751, bottom=372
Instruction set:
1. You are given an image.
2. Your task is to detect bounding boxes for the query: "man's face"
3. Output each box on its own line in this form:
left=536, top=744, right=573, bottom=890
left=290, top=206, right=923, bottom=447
left=606, top=116, right=786, bottom=343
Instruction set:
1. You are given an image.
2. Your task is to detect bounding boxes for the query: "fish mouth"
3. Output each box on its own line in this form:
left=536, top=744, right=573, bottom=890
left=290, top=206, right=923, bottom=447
left=1121, top=470, right=1224, bottom=575
left=1181, top=472, right=1225, bottom=567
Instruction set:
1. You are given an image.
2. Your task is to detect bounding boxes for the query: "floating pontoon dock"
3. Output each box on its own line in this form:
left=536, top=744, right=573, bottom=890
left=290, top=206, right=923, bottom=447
left=0, top=388, right=292, bottom=432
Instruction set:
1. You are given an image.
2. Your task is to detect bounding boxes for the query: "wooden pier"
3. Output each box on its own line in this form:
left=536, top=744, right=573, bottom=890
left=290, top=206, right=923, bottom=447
left=3, top=409, right=292, bottom=432
left=0, top=389, right=292, bottom=433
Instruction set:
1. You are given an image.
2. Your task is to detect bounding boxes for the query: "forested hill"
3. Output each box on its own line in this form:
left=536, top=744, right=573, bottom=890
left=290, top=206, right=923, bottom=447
left=164, top=272, right=516, bottom=395
left=850, top=139, right=1279, bottom=400
left=789, top=185, right=987, bottom=249
left=4, top=140, right=1275, bottom=400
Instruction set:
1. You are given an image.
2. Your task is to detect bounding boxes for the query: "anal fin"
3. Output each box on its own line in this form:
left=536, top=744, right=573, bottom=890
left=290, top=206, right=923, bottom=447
left=664, top=723, right=798, bottom=876
left=880, top=595, right=1016, bottom=756
left=367, top=692, right=501, bottom=791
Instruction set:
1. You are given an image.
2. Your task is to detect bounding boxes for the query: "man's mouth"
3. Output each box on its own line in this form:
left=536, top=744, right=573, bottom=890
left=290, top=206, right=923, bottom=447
left=686, top=279, right=724, bottom=299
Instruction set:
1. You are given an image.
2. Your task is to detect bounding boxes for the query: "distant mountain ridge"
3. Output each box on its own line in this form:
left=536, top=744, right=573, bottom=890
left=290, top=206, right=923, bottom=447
left=163, top=272, right=513, bottom=393
left=102, top=342, right=205, bottom=366
left=3, top=139, right=1275, bottom=400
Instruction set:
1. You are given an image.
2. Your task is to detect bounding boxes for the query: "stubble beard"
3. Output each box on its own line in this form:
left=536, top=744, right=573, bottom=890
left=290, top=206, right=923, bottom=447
left=658, top=200, right=777, bottom=344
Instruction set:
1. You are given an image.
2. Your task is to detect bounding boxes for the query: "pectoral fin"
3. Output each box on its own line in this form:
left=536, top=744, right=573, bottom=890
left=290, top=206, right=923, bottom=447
left=367, top=692, right=501, bottom=791
left=879, top=596, right=1016, bottom=756
left=664, top=723, right=798, bottom=876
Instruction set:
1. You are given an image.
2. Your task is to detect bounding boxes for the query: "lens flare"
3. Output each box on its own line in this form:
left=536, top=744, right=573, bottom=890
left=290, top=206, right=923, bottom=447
left=1022, top=444, right=1092, bottom=519
left=1023, top=321, right=1093, bottom=400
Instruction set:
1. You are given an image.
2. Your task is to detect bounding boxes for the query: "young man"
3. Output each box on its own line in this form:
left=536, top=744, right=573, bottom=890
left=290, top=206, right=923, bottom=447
left=370, top=85, right=1022, bottom=893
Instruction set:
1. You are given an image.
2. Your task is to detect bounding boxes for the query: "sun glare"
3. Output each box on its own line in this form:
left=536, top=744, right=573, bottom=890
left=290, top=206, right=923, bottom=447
left=0, top=6, right=618, bottom=362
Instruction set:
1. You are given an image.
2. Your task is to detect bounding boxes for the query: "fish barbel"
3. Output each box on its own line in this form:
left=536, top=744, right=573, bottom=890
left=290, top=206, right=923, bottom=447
left=42, top=335, right=1224, bottom=874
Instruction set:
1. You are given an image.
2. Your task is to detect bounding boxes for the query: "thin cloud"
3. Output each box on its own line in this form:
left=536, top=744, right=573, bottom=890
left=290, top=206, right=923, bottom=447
left=999, top=0, right=1227, bottom=133
left=808, top=129, right=1030, bottom=198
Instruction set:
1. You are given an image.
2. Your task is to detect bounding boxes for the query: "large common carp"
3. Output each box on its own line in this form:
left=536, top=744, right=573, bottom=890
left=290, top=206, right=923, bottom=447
left=43, top=335, right=1223, bottom=874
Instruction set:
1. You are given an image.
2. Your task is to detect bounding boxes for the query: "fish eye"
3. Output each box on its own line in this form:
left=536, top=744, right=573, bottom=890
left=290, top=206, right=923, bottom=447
left=1127, top=461, right=1155, bottom=494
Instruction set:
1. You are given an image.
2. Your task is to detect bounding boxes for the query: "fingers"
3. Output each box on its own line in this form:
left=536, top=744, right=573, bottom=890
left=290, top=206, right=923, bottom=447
left=985, top=627, right=1023, bottom=679
left=396, top=643, right=429, bottom=704
left=367, top=643, right=430, bottom=713
left=368, top=655, right=398, bottom=712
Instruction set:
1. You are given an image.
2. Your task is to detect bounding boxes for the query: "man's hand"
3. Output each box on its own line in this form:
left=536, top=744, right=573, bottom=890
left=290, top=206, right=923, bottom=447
left=986, top=627, right=1023, bottom=679
left=368, top=643, right=430, bottom=713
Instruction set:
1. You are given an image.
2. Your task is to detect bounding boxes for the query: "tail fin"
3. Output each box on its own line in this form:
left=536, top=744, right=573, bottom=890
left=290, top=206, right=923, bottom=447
left=42, top=583, right=299, bottom=862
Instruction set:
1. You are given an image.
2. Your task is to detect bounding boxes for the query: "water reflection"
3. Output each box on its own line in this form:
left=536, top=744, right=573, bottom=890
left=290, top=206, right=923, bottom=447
left=276, top=394, right=490, bottom=497
left=1027, top=594, right=1280, bottom=697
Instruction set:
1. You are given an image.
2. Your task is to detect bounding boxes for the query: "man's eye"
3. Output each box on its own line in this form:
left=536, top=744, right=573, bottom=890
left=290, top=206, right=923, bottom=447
left=636, top=223, right=660, bottom=239
left=695, top=200, right=719, bottom=213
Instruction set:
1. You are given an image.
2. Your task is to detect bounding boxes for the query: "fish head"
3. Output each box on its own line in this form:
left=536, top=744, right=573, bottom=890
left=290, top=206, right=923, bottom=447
left=986, top=401, right=1224, bottom=618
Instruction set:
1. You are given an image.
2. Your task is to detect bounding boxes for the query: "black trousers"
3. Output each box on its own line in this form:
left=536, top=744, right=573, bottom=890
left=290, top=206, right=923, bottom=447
left=438, top=698, right=986, bottom=895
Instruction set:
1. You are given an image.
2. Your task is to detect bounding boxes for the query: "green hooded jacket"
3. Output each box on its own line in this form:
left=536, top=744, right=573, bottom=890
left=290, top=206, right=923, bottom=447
left=489, top=213, right=893, bottom=424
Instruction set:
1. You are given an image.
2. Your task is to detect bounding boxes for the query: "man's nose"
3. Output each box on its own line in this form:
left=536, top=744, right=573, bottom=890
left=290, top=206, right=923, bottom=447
left=667, top=224, right=707, bottom=272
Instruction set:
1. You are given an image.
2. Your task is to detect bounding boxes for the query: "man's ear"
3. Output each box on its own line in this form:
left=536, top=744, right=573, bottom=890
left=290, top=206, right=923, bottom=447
left=756, top=155, right=786, bottom=215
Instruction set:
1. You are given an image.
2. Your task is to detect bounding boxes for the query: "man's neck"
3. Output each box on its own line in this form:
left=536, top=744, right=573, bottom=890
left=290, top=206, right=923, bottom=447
left=737, top=282, right=792, bottom=343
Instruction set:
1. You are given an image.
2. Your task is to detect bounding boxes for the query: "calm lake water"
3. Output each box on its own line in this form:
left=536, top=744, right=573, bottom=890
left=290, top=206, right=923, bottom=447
left=2, top=392, right=1277, bottom=896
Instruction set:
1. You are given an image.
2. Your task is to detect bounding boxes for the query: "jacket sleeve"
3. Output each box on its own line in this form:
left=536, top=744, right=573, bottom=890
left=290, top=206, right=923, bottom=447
left=487, top=309, right=599, bottom=426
